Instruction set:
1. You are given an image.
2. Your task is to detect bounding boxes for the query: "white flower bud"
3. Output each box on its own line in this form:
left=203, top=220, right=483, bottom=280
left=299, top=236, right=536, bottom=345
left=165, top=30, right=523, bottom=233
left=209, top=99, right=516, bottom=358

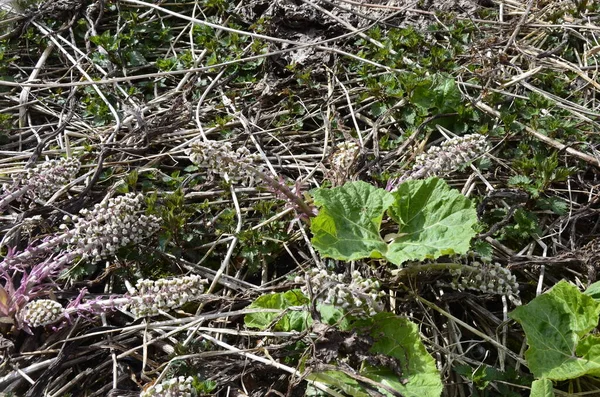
left=21, top=299, right=65, bottom=327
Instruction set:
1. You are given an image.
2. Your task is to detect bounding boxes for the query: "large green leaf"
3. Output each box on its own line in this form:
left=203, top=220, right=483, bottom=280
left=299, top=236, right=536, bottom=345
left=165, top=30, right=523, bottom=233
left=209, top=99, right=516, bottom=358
left=509, top=281, right=600, bottom=380
left=356, top=313, right=443, bottom=397
left=310, top=179, right=477, bottom=267
left=244, top=290, right=312, bottom=332
left=386, top=178, right=477, bottom=265
left=310, top=181, right=393, bottom=261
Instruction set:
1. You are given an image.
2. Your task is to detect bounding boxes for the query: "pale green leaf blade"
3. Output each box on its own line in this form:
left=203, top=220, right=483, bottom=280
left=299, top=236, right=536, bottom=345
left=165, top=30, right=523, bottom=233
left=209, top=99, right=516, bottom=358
left=386, top=178, right=477, bottom=266
left=509, top=281, right=600, bottom=380
left=357, top=313, right=442, bottom=397
left=305, top=371, right=370, bottom=397
left=244, top=290, right=312, bottom=332
left=575, top=335, right=600, bottom=378
left=530, top=379, right=554, bottom=397
left=584, top=280, right=600, bottom=302
left=311, top=181, right=394, bottom=261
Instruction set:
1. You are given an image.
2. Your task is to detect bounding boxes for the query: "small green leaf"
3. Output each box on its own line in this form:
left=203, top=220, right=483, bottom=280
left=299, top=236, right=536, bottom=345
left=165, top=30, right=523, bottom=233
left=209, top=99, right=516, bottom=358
left=127, top=50, right=147, bottom=67
left=530, top=379, right=554, bottom=397
left=584, top=280, right=600, bottom=302
left=317, top=304, right=351, bottom=330
left=310, top=181, right=394, bottom=261
left=412, top=74, right=461, bottom=113
left=509, top=281, right=600, bottom=380
left=386, top=178, right=477, bottom=265
left=536, top=197, right=568, bottom=215
left=244, top=290, right=311, bottom=332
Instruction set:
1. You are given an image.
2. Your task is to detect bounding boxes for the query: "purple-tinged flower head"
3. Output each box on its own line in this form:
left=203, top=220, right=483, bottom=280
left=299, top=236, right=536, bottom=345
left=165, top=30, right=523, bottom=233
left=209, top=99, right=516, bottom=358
left=60, top=193, right=161, bottom=262
left=448, top=262, right=519, bottom=296
left=17, top=158, right=80, bottom=201
left=20, top=299, right=65, bottom=328
left=186, top=140, right=262, bottom=183
left=296, top=269, right=384, bottom=317
left=127, top=275, right=208, bottom=317
left=16, top=275, right=208, bottom=329
left=141, top=376, right=195, bottom=397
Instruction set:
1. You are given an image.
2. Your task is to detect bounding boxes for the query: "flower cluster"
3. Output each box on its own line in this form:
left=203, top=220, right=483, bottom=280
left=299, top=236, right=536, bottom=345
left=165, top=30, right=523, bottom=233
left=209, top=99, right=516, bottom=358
left=127, top=275, right=207, bottom=317
left=448, top=262, right=519, bottom=296
left=331, top=142, right=359, bottom=170
left=411, top=134, right=488, bottom=178
left=60, top=193, right=161, bottom=262
left=20, top=157, right=81, bottom=200
left=387, top=134, right=489, bottom=190
left=17, top=275, right=209, bottom=328
left=141, top=376, right=195, bottom=397
left=1, top=157, right=80, bottom=210
left=186, top=140, right=262, bottom=182
left=328, top=142, right=360, bottom=186
left=20, top=299, right=65, bottom=327
left=297, top=269, right=384, bottom=317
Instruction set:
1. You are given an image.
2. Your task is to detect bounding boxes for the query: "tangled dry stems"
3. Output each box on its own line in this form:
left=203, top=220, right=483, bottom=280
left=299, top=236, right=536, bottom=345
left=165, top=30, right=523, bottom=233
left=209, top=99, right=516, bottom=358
left=0, top=0, right=599, bottom=396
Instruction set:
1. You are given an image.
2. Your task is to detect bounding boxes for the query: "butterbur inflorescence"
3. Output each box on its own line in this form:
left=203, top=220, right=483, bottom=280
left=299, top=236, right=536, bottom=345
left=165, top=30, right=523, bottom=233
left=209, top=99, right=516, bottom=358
left=18, top=275, right=209, bottom=329
left=0, top=157, right=80, bottom=210
left=21, top=158, right=81, bottom=200
left=186, top=140, right=262, bottom=182
left=297, top=269, right=384, bottom=317
left=127, top=275, right=207, bottom=317
left=20, top=299, right=65, bottom=327
left=61, top=193, right=161, bottom=262
left=328, top=142, right=360, bottom=186
left=141, top=376, right=195, bottom=397
left=390, top=134, right=489, bottom=189
left=448, top=262, right=519, bottom=296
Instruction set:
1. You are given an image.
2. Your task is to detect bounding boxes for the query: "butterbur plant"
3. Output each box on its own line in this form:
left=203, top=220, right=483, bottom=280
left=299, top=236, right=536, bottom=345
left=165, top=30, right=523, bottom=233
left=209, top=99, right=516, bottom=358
left=186, top=139, right=262, bottom=183
left=0, top=193, right=161, bottom=329
left=2, top=192, right=161, bottom=269
left=389, top=134, right=489, bottom=189
left=17, top=275, right=208, bottom=329
left=328, top=141, right=360, bottom=186
left=186, top=139, right=315, bottom=218
left=0, top=157, right=80, bottom=210
left=310, top=178, right=478, bottom=266
left=448, top=261, right=519, bottom=296
left=60, top=193, right=162, bottom=263
left=297, top=268, right=384, bottom=317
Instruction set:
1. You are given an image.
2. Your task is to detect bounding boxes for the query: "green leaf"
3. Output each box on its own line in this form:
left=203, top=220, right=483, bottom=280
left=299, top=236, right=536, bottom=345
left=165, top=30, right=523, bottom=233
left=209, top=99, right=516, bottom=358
left=356, top=313, right=443, bottom=397
left=386, top=178, right=477, bottom=265
left=507, top=175, right=532, bottom=187
left=584, top=280, right=600, bottom=302
left=536, top=197, right=568, bottom=215
left=127, top=50, right=147, bottom=67
left=310, top=181, right=394, bottom=261
left=411, top=74, right=461, bottom=113
left=244, top=290, right=312, bottom=332
left=317, top=304, right=351, bottom=331
left=306, top=371, right=370, bottom=397
left=509, top=281, right=600, bottom=380
left=530, top=379, right=554, bottom=397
